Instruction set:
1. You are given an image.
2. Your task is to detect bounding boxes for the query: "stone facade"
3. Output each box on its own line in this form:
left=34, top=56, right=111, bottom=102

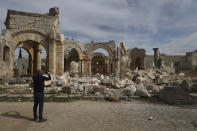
left=0, top=8, right=119, bottom=77
left=0, top=7, right=62, bottom=76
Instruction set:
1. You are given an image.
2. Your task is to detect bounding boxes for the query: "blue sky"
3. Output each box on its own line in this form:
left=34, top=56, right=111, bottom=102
left=1, top=0, right=197, bottom=55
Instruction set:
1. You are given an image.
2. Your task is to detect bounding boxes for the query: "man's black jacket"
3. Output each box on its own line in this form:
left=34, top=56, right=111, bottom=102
left=32, top=73, right=51, bottom=93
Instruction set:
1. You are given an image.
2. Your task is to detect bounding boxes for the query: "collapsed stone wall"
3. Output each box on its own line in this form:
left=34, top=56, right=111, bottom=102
left=144, top=55, right=184, bottom=69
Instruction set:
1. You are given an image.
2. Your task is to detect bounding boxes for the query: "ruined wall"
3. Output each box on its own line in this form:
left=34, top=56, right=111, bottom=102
left=5, top=8, right=59, bottom=35
left=144, top=55, right=154, bottom=69
left=144, top=54, right=184, bottom=68
left=129, top=48, right=146, bottom=70
left=161, top=54, right=184, bottom=67
left=1, top=7, right=197, bottom=77
left=175, top=50, right=197, bottom=76
left=186, top=50, right=197, bottom=66
left=0, top=30, right=16, bottom=76
left=63, top=40, right=118, bottom=76
left=0, top=7, right=64, bottom=76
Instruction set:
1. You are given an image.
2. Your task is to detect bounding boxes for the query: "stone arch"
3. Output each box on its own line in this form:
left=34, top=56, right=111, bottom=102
left=91, top=52, right=109, bottom=75
left=91, top=52, right=108, bottom=59
left=3, top=46, right=10, bottom=62
left=88, top=43, right=114, bottom=59
left=130, top=48, right=145, bottom=70
left=12, top=31, right=48, bottom=51
left=130, top=56, right=144, bottom=70
left=64, top=42, right=83, bottom=59
left=12, top=31, right=49, bottom=74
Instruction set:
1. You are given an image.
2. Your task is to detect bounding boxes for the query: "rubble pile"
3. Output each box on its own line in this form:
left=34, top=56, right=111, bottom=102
left=0, top=68, right=196, bottom=104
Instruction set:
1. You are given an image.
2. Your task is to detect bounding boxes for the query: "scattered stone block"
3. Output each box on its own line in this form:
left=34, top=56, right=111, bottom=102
left=62, top=86, right=75, bottom=94
left=159, top=86, right=193, bottom=104
left=135, top=85, right=151, bottom=98
left=123, top=85, right=136, bottom=96
left=93, top=85, right=106, bottom=94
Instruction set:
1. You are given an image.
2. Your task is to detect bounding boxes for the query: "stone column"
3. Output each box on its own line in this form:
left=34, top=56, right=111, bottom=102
left=49, top=40, right=57, bottom=74
left=29, top=48, right=34, bottom=74
left=8, top=46, right=14, bottom=77
left=88, top=60, right=92, bottom=76
left=109, top=59, right=113, bottom=74
left=106, top=60, right=109, bottom=74
left=36, top=45, right=42, bottom=70
left=56, top=43, right=64, bottom=74
left=153, top=48, right=160, bottom=68
left=114, top=58, right=120, bottom=76
left=81, top=59, right=91, bottom=76
left=79, top=59, right=82, bottom=75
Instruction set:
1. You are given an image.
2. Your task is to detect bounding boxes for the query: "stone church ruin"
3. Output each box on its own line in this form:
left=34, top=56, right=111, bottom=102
left=0, top=8, right=197, bottom=104
left=0, top=7, right=197, bottom=77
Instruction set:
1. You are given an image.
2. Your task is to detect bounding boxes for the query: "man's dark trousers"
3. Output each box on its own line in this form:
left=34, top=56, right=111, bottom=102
left=33, top=92, right=44, bottom=120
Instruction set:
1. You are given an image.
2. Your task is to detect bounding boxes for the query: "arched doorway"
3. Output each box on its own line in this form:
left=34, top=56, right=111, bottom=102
left=91, top=54, right=108, bottom=75
left=89, top=46, right=113, bottom=75
left=131, top=57, right=143, bottom=70
left=14, top=40, right=48, bottom=75
left=64, top=48, right=79, bottom=72
left=12, top=32, right=49, bottom=75
left=91, top=48, right=109, bottom=75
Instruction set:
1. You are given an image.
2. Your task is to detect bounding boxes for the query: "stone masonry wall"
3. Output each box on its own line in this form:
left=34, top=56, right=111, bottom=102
left=5, top=8, right=59, bottom=36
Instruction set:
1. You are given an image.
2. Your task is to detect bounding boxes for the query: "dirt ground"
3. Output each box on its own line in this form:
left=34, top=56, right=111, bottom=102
left=0, top=100, right=197, bottom=131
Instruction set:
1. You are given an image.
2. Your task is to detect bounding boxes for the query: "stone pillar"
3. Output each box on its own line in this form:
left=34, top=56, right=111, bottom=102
left=8, top=47, right=14, bottom=77
left=109, top=59, right=113, bottom=74
left=111, top=59, right=119, bottom=76
left=153, top=48, right=160, bottom=68
left=29, top=48, right=34, bottom=74
left=56, top=43, right=64, bottom=74
left=79, top=59, right=82, bottom=75
left=106, top=60, right=109, bottom=74
left=36, top=45, right=42, bottom=70
left=114, top=58, right=120, bottom=76
left=81, top=59, right=91, bottom=76
left=49, top=40, right=57, bottom=74
left=88, top=60, right=92, bottom=76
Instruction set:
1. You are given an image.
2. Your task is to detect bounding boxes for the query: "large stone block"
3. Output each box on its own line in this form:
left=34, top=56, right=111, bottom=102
left=62, top=86, right=75, bottom=94
left=93, top=85, right=106, bottom=94
left=159, top=86, right=193, bottom=104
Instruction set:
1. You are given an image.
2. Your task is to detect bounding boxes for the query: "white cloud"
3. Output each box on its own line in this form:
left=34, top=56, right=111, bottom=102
left=160, top=32, right=197, bottom=55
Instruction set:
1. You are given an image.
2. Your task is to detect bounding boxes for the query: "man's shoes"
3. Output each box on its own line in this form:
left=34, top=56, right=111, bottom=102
left=33, top=117, right=38, bottom=121
left=39, top=118, right=47, bottom=122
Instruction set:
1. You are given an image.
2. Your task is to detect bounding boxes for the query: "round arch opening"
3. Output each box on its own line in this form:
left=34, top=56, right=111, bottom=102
left=92, top=48, right=109, bottom=57
left=64, top=48, right=79, bottom=72
left=14, top=40, right=48, bottom=75
left=91, top=53, right=108, bottom=75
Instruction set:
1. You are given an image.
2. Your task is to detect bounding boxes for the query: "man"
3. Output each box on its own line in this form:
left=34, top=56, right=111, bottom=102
left=32, top=69, right=51, bottom=122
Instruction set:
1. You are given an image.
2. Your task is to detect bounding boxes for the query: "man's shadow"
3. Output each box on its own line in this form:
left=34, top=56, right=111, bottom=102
left=1, top=111, right=34, bottom=122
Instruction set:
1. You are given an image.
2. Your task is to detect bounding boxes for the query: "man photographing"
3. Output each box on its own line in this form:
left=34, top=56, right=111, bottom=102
left=32, top=69, right=51, bottom=122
